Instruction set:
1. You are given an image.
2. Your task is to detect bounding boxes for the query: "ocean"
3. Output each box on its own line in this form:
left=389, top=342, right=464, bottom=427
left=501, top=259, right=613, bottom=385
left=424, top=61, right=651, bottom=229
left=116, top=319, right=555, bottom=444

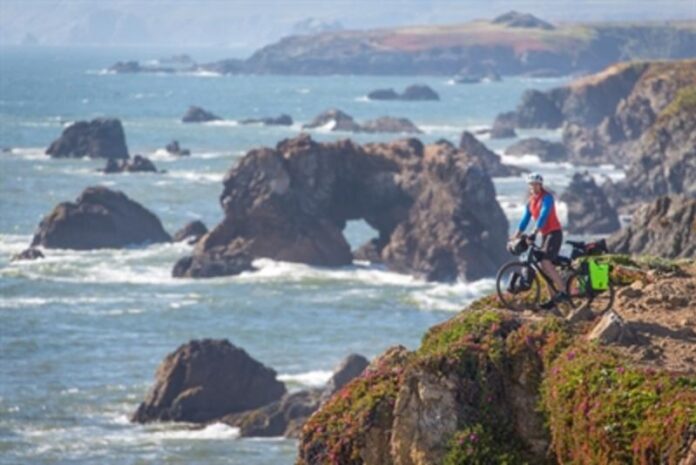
left=0, top=46, right=623, bottom=464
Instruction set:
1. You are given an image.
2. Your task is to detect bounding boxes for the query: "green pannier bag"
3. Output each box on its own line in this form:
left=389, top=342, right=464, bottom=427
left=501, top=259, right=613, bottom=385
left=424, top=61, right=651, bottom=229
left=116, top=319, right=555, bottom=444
left=588, top=260, right=609, bottom=290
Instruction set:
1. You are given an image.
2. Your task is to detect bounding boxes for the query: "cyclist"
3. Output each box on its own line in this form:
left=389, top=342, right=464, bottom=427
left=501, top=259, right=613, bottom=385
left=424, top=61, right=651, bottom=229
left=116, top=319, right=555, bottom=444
left=513, top=173, right=569, bottom=308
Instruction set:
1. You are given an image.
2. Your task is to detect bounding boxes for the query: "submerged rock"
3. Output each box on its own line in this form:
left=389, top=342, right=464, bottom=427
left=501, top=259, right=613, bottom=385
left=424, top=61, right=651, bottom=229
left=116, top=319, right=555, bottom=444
left=182, top=106, right=222, bottom=123
left=172, top=220, right=208, bottom=244
left=30, top=186, right=171, bottom=250
left=46, top=118, right=129, bottom=159
left=174, top=134, right=509, bottom=281
left=165, top=140, right=191, bottom=156
left=101, top=155, right=159, bottom=174
left=560, top=172, right=620, bottom=234
left=239, top=114, right=293, bottom=126
left=608, top=195, right=695, bottom=258
left=367, top=84, right=439, bottom=101
left=132, top=339, right=286, bottom=424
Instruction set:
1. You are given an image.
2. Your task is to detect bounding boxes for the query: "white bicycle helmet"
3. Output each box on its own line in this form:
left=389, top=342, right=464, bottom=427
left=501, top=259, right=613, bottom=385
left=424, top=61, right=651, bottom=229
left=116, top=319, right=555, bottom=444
left=527, top=172, right=544, bottom=184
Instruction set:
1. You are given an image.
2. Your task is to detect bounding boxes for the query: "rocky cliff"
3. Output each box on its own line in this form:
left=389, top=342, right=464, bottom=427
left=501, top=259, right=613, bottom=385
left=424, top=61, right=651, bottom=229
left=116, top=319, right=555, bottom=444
left=297, top=256, right=696, bottom=465
left=173, top=134, right=511, bottom=282
left=112, top=18, right=696, bottom=77
left=501, top=59, right=696, bottom=211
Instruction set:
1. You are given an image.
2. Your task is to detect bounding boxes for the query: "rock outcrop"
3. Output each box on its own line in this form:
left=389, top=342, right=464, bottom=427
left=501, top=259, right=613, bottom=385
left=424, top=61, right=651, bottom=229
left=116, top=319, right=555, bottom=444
left=46, top=118, right=129, bottom=159
left=504, top=137, right=567, bottom=162
left=608, top=195, right=695, bottom=258
left=101, top=155, right=159, bottom=174
left=30, top=187, right=171, bottom=250
left=132, top=339, right=286, bottom=424
left=492, top=10, right=555, bottom=30
left=165, top=140, right=191, bottom=156
left=173, top=220, right=208, bottom=244
left=182, top=106, right=222, bottom=123
left=560, top=172, right=620, bottom=234
left=10, top=248, right=44, bottom=262
left=489, top=114, right=516, bottom=139
left=297, top=257, right=696, bottom=465
left=173, top=134, right=509, bottom=282
left=458, top=131, right=525, bottom=177
left=360, top=117, right=422, bottom=134
left=303, top=109, right=421, bottom=133
left=239, top=114, right=293, bottom=126
left=303, top=109, right=362, bottom=132
left=224, top=353, right=369, bottom=438
left=368, top=85, right=439, bottom=101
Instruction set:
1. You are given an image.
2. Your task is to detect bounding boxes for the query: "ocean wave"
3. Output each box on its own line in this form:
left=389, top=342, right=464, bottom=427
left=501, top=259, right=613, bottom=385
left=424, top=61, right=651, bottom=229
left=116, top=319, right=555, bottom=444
left=419, top=124, right=464, bottom=135
left=146, top=422, right=240, bottom=441
left=5, top=147, right=46, bottom=159
left=203, top=120, right=238, bottom=127
left=181, top=70, right=222, bottom=78
left=278, top=370, right=333, bottom=387
left=408, top=278, right=495, bottom=312
left=166, top=170, right=224, bottom=183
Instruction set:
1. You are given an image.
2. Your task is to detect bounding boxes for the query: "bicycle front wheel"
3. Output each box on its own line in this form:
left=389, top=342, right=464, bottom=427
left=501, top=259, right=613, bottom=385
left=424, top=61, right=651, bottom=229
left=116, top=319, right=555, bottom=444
left=566, top=271, right=615, bottom=314
left=496, top=261, right=541, bottom=311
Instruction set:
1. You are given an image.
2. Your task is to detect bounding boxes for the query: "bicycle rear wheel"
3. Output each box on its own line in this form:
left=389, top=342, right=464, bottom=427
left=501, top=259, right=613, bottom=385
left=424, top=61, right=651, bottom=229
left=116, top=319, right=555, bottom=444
left=496, top=262, right=541, bottom=311
left=566, top=271, right=615, bottom=314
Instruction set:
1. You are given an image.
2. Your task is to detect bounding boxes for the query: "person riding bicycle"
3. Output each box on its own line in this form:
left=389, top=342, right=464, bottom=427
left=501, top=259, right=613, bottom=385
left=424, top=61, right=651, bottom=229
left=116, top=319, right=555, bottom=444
left=512, top=173, right=569, bottom=309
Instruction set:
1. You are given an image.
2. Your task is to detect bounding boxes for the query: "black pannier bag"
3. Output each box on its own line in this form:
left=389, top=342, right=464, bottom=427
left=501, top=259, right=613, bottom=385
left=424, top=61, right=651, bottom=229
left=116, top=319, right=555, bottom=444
left=584, top=239, right=608, bottom=256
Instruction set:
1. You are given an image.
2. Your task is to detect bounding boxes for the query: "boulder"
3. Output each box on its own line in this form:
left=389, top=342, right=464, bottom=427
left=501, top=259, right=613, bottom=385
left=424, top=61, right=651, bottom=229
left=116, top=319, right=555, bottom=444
left=586, top=310, right=636, bottom=345
left=239, top=114, right=293, bottom=126
left=560, top=172, right=620, bottom=234
left=459, top=131, right=525, bottom=177
left=30, top=186, right=171, bottom=250
left=401, top=84, right=439, bottom=101
left=109, top=61, right=141, bottom=73
left=172, top=220, right=208, bottom=244
left=46, top=118, right=129, bottom=159
left=172, top=249, right=255, bottom=278
left=490, top=114, right=517, bottom=139
left=165, top=140, right=191, bottom=156
left=101, top=155, right=159, bottom=174
left=302, top=109, right=361, bottom=132
left=608, top=196, right=695, bottom=259
left=131, top=339, right=286, bottom=424
left=360, top=116, right=422, bottom=134
left=321, top=353, right=370, bottom=402
left=367, top=88, right=400, bottom=100
left=504, top=137, right=567, bottom=162
left=182, top=106, right=222, bottom=123
left=10, top=248, right=44, bottom=262
left=224, top=353, right=369, bottom=438
left=175, top=134, right=509, bottom=282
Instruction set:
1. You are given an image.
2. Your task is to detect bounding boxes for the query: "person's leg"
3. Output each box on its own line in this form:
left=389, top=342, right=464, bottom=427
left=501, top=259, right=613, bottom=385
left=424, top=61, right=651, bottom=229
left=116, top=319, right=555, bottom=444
left=541, top=259, right=564, bottom=292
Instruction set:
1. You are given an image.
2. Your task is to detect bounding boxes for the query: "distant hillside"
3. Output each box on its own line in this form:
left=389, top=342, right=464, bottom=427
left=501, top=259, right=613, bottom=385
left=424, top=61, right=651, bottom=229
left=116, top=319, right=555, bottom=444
left=199, top=15, right=696, bottom=76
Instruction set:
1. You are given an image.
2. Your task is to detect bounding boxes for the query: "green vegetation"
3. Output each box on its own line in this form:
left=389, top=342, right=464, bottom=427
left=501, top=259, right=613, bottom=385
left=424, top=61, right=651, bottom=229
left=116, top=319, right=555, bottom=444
left=299, top=256, right=696, bottom=465
left=660, top=85, right=696, bottom=119
left=543, top=344, right=696, bottom=464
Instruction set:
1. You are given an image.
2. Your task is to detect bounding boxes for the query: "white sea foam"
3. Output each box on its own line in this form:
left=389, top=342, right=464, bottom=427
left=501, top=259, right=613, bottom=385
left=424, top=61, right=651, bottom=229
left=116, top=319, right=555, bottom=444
left=146, top=422, right=240, bottom=441
left=311, top=119, right=337, bottom=133
left=166, top=170, right=224, bottom=183
left=354, top=95, right=371, bottom=102
left=6, top=147, right=46, bottom=159
left=183, top=70, right=223, bottom=78
left=409, top=278, right=495, bottom=312
left=297, top=88, right=311, bottom=94
left=278, top=370, right=333, bottom=387
left=204, top=120, right=238, bottom=127
left=419, top=124, right=464, bottom=135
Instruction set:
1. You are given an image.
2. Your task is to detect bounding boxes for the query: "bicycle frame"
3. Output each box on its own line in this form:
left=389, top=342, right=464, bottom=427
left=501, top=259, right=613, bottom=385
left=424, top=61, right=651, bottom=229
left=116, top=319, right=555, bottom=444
left=519, top=243, right=573, bottom=295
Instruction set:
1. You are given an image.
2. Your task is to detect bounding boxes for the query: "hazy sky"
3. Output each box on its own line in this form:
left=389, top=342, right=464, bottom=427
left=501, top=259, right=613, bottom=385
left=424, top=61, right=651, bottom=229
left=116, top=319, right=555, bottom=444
left=2, top=0, right=695, bottom=54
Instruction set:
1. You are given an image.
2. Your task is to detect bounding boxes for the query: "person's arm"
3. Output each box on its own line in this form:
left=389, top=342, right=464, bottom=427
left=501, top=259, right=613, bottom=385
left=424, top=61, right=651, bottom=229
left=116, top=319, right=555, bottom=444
left=534, top=194, right=554, bottom=233
left=517, top=203, right=531, bottom=236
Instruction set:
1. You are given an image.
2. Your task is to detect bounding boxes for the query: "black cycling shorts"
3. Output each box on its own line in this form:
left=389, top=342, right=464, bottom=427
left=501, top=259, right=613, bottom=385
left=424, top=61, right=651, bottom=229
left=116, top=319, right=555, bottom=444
left=538, top=230, right=563, bottom=262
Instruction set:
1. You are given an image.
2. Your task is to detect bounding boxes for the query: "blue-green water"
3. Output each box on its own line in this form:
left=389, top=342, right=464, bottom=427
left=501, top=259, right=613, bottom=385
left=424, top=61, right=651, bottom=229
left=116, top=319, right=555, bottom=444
left=0, top=46, right=622, bottom=464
